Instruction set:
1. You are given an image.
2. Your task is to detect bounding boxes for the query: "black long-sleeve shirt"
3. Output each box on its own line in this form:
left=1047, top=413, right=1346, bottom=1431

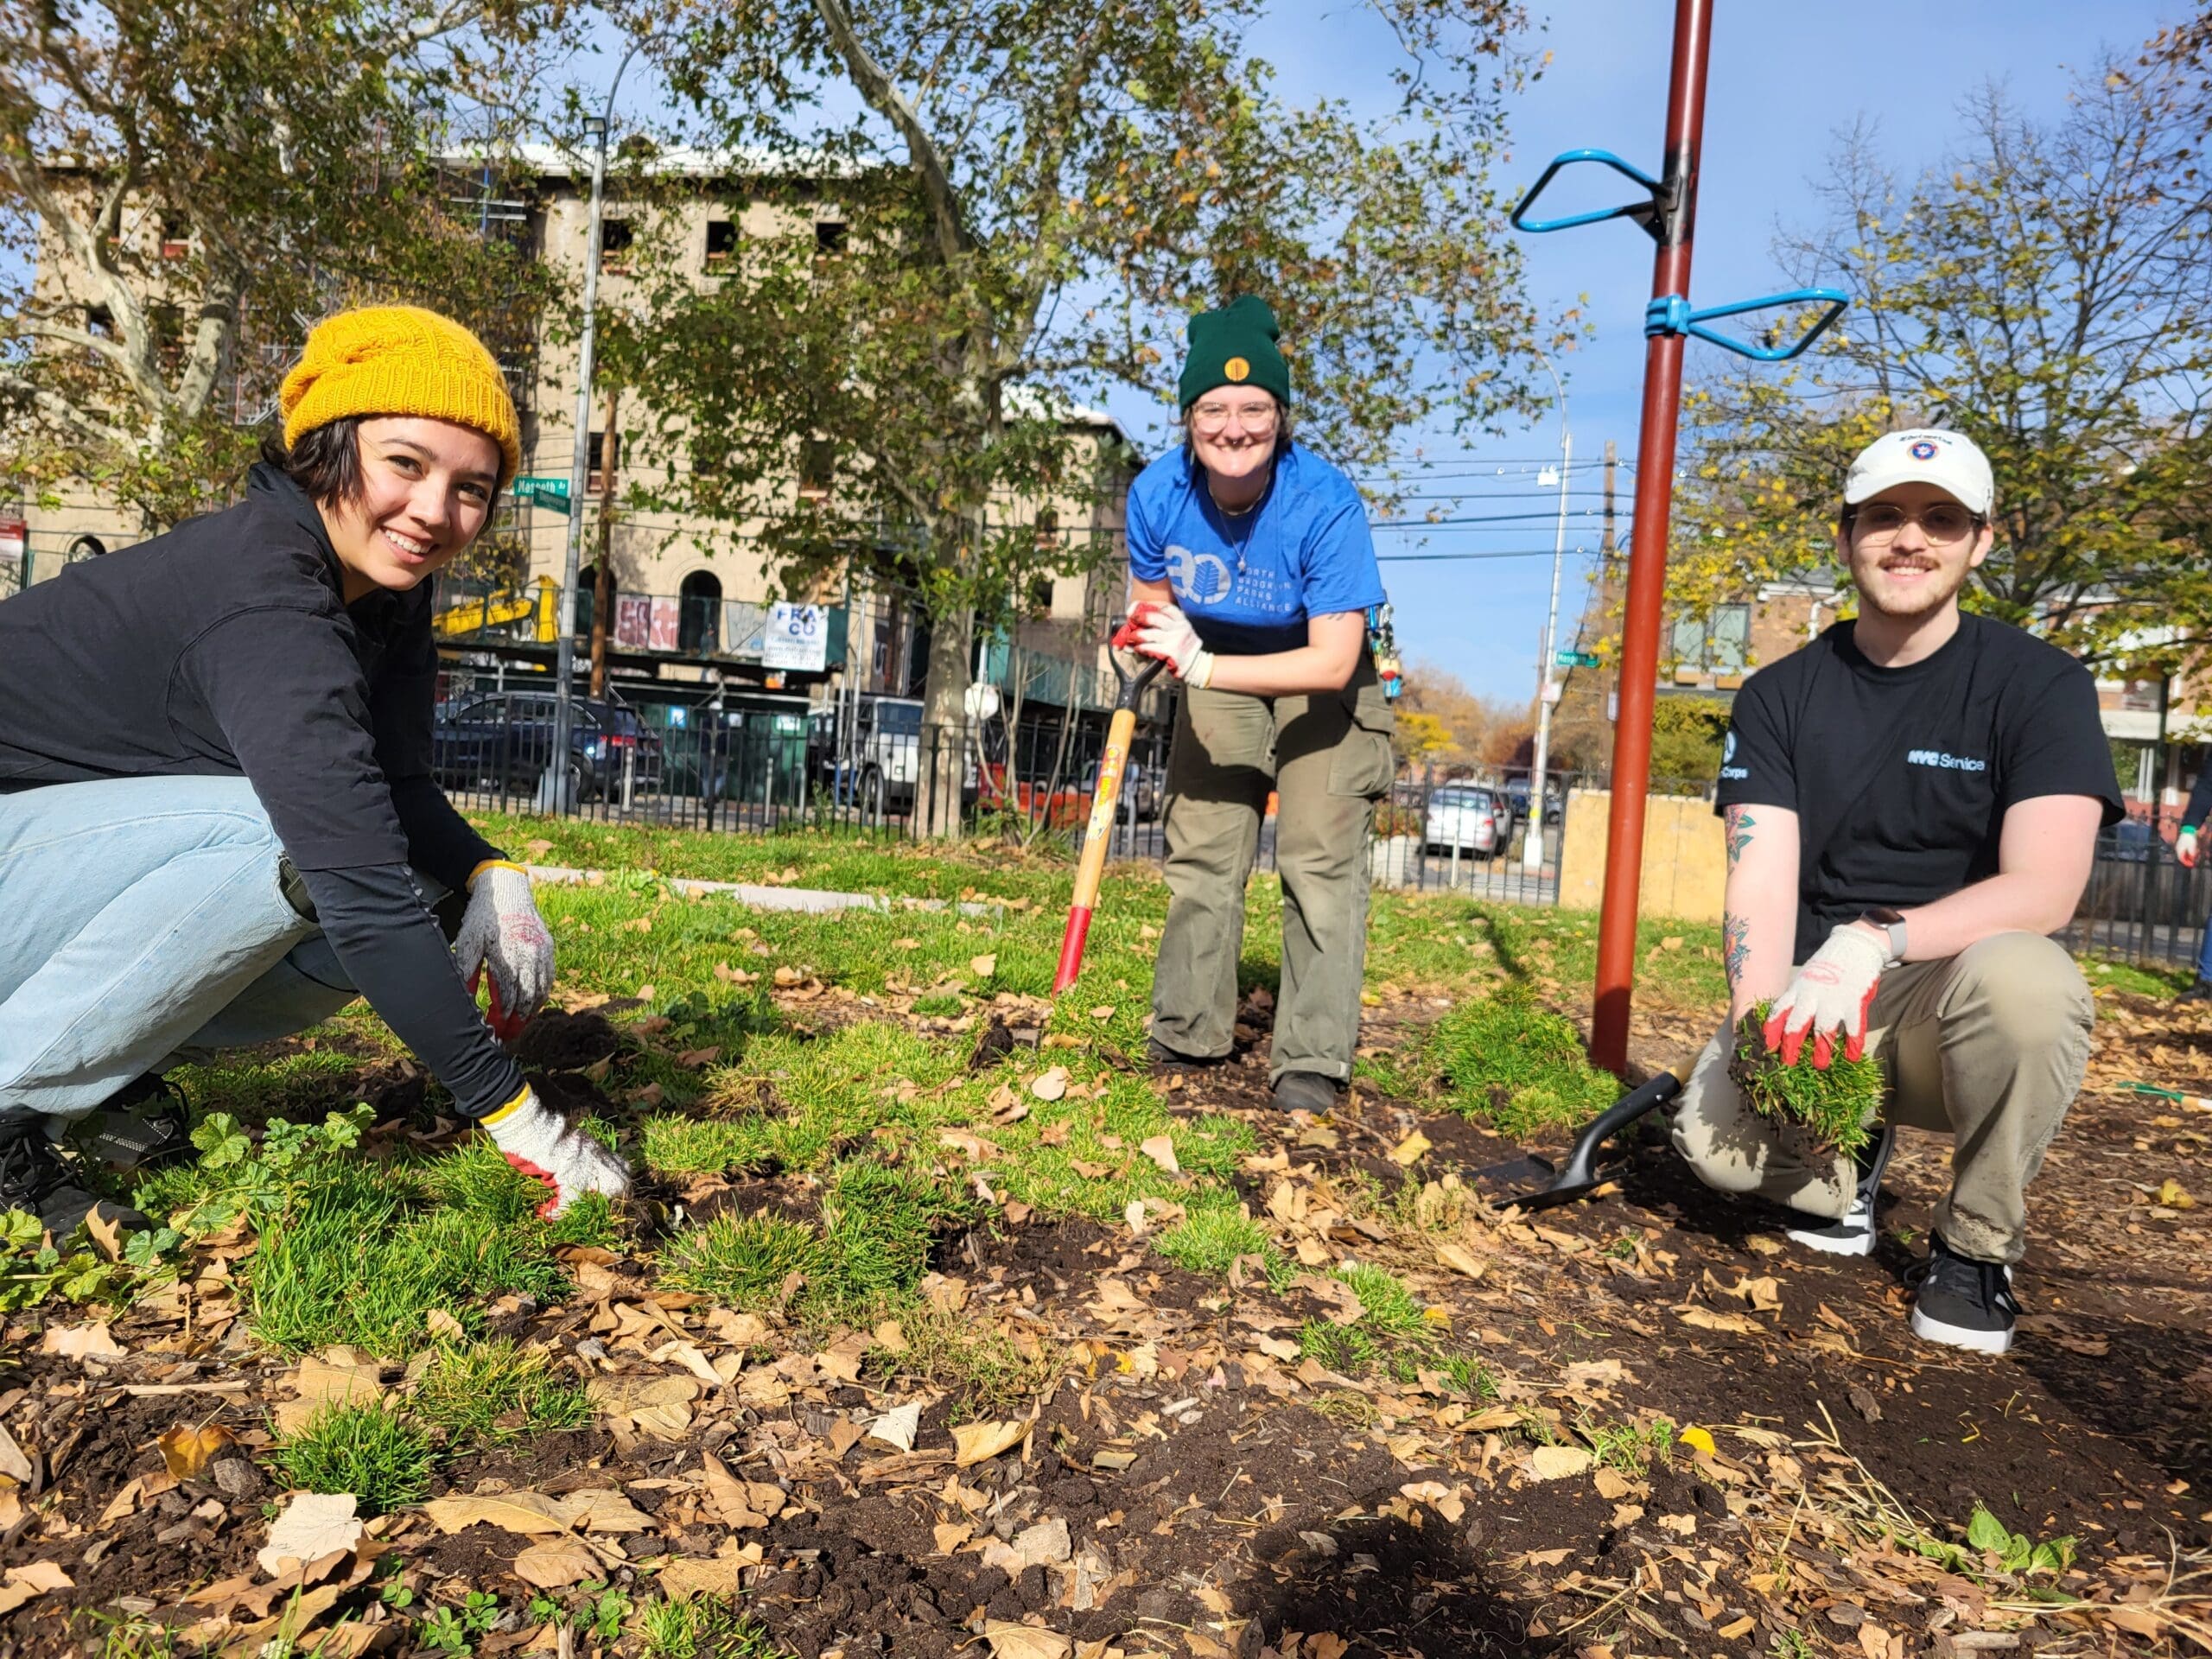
left=2184, top=768, right=2212, bottom=836
left=0, top=466, right=523, bottom=1116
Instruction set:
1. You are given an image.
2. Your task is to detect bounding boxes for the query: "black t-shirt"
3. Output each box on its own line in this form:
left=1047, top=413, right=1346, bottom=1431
left=0, top=467, right=523, bottom=1116
left=1715, top=614, right=2122, bottom=961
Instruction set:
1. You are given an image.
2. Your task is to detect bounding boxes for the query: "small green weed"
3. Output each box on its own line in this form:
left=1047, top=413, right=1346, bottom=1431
left=1152, top=1205, right=1287, bottom=1287
left=1581, top=1414, right=1675, bottom=1475
left=276, top=1402, right=435, bottom=1516
left=418, top=1589, right=501, bottom=1656
left=1963, top=1503, right=2076, bottom=1576
left=632, top=1593, right=779, bottom=1657
left=658, top=1213, right=826, bottom=1308
left=1729, top=1003, right=1883, bottom=1156
left=1336, top=1263, right=1434, bottom=1342
left=411, top=1338, right=592, bottom=1447
left=1769, top=1631, right=1815, bottom=1659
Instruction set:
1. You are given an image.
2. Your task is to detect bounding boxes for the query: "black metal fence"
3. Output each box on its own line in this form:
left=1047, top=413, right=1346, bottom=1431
left=2059, top=829, right=2209, bottom=974
left=428, top=684, right=1586, bottom=904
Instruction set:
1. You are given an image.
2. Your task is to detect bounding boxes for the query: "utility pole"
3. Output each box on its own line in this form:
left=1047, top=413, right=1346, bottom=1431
left=588, top=384, right=620, bottom=696
left=1522, top=353, right=1571, bottom=874
left=549, top=40, right=645, bottom=812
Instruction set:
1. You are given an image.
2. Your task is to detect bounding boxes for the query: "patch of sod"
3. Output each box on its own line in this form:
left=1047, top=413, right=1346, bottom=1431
left=1729, top=1002, right=1883, bottom=1156
left=862, top=1304, right=1065, bottom=1414
left=815, top=1160, right=976, bottom=1313
left=631, top=1592, right=781, bottom=1656
left=1152, top=1204, right=1288, bottom=1287
left=411, top=1338, right=593, bottom=1447
left=275, top=1402, right=435, bottom=1516
left=658, top=1213, right=826, bottom=1309
left=1389, top=989, right=1619, bottom=1139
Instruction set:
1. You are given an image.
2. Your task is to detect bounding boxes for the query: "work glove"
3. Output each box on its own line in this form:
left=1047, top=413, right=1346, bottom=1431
left=1762, top=922, right=1890, bottom=1069
left=454, top=860, right=554, bottom=1042
left=1128, top=601, right=1216, bottom=688
left=2181, top=830, right=2199, bottom=869
left=481, top=1086, right=632, bottom=1218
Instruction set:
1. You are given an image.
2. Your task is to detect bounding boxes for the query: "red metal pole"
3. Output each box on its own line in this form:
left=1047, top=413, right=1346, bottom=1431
left=1590, top=0, right=1713, bottom=1076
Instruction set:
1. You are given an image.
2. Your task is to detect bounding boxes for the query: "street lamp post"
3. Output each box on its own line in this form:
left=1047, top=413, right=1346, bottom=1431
left=548, top=46, right=643, bottom=812
left=1522, top=353, right=1571, bottom=874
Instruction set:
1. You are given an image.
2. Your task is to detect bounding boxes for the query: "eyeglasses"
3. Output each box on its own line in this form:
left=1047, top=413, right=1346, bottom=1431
left=1847, top=502, right=1984, bottom=543
left=1189, top=404, right=1279, bottom=434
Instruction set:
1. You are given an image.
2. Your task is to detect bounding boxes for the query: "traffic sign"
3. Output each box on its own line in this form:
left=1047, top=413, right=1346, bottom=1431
left=1555, top=649, right=1600, bottom=668
left=512, top=476, right=571, bottom=516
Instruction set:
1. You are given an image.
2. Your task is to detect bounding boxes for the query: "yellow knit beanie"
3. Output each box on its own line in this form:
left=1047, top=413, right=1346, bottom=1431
left=281, top=306, right=521, bottom=478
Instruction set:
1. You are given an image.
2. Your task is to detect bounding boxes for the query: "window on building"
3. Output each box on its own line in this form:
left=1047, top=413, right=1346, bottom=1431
left=1670, top=603, right=1751, bottom=677
left=798, top=436, right=835, bottom=502
left=1026, top=575, right=1054, bottom=616
left=159, top=213, right=190, bottom=259
left=598, top=218, right=634, bottom=271
left=704, top=219, right=737, bottom=270
left=815, top=219, right=848, bottom=255
left=1033, top=507, right=1060, bottom=549
left=678, top=570, right=723, bottom=655
left=588, top=430, right=620, bottom=493
left=2120, top=678, right=2165, bottom=713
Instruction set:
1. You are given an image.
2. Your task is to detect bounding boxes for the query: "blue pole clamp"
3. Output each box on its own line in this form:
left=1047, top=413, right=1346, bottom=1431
left=1643, top=288, right=1848, bottom=362
left=1509, top=149, right=1667, bottom=237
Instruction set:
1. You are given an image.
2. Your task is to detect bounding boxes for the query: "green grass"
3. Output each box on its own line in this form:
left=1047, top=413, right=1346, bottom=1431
left=866, top=1304, right=1065, bottom=1414
left=410, top=1338, right=594, bottom=1446
left=631, top=1594, right=782, bottom=1657
left=658, top=1213, right=827, bottom=1308
left=1152, top=1204, right=1287, bottom=1286
left=1581, top=1414, right=1675, bottom=1475
left=816, top=1160, right=974, bottom=1313
left=276, top=1402, right=435, bottom=1516
left=1297, top=1262, right=1441, bottom=1376
left=1729, top=1003, right=1884, bottom=1156
left=1371, top=988, right=1619, bottom=1139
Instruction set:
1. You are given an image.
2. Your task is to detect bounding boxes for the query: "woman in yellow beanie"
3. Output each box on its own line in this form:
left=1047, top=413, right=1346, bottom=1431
left=0, top=305, right=629, bottom=1236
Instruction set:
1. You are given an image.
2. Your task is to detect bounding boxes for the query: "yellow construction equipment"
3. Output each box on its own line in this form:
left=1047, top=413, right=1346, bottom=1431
left=434, top=581, right=559, bottom=643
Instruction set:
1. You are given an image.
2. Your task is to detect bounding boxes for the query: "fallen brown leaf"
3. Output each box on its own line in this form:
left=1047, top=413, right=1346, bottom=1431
left=952, top=1418, right=1031, bottom=1467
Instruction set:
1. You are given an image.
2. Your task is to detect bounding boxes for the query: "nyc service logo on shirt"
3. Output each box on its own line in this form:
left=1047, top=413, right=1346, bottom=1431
left=1906, top=747, right=1986, bottom=772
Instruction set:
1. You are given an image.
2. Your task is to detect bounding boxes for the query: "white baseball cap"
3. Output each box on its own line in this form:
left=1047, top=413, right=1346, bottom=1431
left=1843, top=428, right=1993, bottom=516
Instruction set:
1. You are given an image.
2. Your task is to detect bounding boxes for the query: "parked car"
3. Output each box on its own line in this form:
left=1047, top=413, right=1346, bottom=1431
left=432, top=690, right=663, bottom=804
left=1503, top=778, right=1564, bottom=824
left=1424, top=785, right=1512, bottom=858
left=842, top=696, right=982, bottom=813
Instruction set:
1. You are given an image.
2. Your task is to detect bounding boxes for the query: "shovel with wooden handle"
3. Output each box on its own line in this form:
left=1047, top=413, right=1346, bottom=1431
left=1052, top=625, right=1166, bottom=995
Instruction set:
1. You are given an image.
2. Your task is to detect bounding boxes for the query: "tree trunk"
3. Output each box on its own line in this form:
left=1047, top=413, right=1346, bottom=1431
left=917, top=574, right=976, bottom=842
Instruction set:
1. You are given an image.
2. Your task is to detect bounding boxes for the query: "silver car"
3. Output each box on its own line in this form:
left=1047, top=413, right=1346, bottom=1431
left=1424, top=785, right=1512, bottom=858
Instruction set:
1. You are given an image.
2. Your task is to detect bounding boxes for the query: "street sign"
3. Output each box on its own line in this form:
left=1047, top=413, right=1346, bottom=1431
left=1555, top=649, right=1600, bottom=668
left=761, top=602, right=829, bottom=672
left=512, top=476, right=571, bottom=516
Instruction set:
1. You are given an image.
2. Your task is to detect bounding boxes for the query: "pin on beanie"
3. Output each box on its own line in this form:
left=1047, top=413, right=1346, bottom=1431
left=1179, top=295, right=1292, bottom=411
left=281, top=306, right=521, bottom=477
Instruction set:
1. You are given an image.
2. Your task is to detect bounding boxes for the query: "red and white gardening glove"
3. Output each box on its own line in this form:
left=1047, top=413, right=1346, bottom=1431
left=1762, top=922, right=1890, bottom=1069
left=481, top=1086, right=632, bottom=1218
left=1127, top=601, right=1216, bottom=687
left=455, top=860, right=555, bottom=1042
left=2180, top=829, right=2199, bottom=868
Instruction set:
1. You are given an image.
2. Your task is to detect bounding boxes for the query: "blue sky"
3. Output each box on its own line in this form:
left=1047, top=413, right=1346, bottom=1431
left=1185, top=0, right=2187, bottom=701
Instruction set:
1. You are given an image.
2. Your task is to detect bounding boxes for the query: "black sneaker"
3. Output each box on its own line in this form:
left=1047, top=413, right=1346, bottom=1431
left=1146, top=1036, right=1223, bottom=1067
left=1906, top=1231, right=2018, bottom=1355
left=69, top=1074, right=194, bottom=1172
left=1271, top=1071, right=1342, bottom=1115
left=1784, top=1124, right=1895, bottom=1257
left=0, top=1116, right=150, bottom=1240
left=2179, top=979, right=2212, bottom=1005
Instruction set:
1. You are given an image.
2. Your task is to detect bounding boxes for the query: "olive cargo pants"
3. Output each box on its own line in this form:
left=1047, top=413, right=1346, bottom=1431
left=1150, top=664, right=1396, bottom=1084
left=1670, top=931, right=2092, bottom=1264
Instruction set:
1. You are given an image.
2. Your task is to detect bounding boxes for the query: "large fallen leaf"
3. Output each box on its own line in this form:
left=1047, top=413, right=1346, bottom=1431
left=587, top=1373, right=699, bottom=1440
left=658, top=1553, right=743, bottom=1601
left=0, top=1424, right=31, bottom=1484
left=969, top=954, right=998, bottom=978
left=41, top=1321, right=124, bottom=1361
left=697, top=1451, right=785, bottom=1528
left=1389, top=1130, right=1432, bottom=1166
left=979, top=1624, right=1071, bottom=1659
left=512, top=1539, right=603, bottom=1590
left=1433, top=1242, right=1486, bottom=1281
left=161, top=1423, right=240, bottom=1482
left=275, top=1352, right=391, bottom=1433
left=1030, top=1067, right=1070, bottom=1103
left=951, top=1418, right=1031, bottom=1467
left=1528, top=1446, right=1593, bottom=1481
left=868, top=1401, right=922, bottom=1452
left=257, top=1492, right=363, bottom=1577
left=1674, top=1305, right=1762, bottom=1336
left=422, top=1488, right=652, bottom=1535
left=1138, top=1135, right=1180, bottom=1177
left=0, top=1561, right=71, bottom=1616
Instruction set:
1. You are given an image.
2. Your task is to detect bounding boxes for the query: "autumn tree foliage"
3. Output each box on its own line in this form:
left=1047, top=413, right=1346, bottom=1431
left=1667, top=48, right=2212, bottom=674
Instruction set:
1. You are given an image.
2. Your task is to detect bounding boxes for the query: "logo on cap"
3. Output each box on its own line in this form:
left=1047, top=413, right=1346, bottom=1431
left=1224, top=357, right=1250, bottom=383
left=1909, top=439, right=1938, bottom=461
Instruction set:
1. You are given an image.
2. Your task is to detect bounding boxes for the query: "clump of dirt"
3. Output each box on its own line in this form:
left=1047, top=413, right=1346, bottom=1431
left=514, top=1007, right=622, bottom=1071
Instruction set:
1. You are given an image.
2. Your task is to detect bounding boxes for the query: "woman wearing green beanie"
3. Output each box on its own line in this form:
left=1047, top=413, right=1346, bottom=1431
left=1122, top=296, right=1395, bottom=1112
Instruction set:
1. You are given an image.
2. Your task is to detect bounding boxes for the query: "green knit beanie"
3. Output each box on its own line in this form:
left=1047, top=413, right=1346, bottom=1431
left=1178, top=296, right=1291, bottom=410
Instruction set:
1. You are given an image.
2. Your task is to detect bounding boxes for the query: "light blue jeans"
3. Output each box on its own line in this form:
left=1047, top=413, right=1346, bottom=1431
left=0, top=777, right=362, bottom=1119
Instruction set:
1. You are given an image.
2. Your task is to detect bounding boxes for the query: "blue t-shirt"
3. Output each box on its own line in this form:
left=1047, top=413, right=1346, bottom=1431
left=1126, top=444, right=1387, bottom=656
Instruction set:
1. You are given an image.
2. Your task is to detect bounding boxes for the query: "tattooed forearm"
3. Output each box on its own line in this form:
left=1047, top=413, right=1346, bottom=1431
left=1723, top=912, right=1751, bottom=992
left=1724, top=804, right=1756, bottom=869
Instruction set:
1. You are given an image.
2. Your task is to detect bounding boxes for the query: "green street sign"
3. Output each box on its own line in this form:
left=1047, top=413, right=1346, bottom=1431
left=1555, top=649, right=1600, bottom=668
left=512, top=476, right=571, bottom=516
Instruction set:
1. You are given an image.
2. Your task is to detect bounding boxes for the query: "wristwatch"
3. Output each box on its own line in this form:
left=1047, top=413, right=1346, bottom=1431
left=1857, top=906, right=1907, bottom=965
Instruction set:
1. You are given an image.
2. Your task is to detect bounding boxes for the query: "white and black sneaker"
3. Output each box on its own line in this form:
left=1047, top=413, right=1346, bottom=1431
left=1784, top=1124, right=1894, bottom=1256
left=0, top=1114, right=150, bottom=1240
left=69, top=1074, right=195, bottom=1172
left=1907, top=1231, right=2018, bottom=1355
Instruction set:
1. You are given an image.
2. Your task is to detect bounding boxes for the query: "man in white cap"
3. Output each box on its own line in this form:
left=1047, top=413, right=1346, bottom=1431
left=1672, top=428, right=2121, bottom=1354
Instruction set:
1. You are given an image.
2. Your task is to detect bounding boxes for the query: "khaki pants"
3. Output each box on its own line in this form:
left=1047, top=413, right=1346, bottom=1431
left=1669, top=931, right=2091, bottom=1264
left=1150, top=663, right=1395, bottom=1084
